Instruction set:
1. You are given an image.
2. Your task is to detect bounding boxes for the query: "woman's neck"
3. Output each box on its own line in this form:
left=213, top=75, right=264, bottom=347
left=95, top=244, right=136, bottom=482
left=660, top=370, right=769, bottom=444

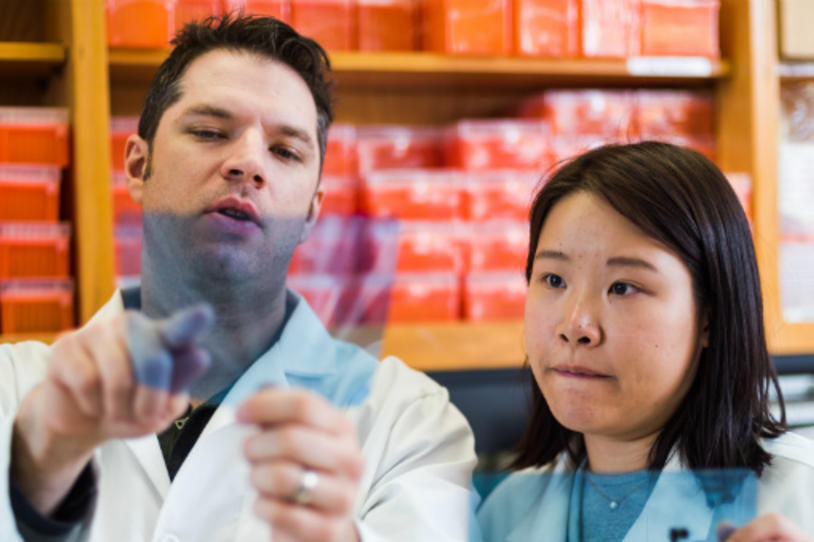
left=583, top=432, right=660, bottom=473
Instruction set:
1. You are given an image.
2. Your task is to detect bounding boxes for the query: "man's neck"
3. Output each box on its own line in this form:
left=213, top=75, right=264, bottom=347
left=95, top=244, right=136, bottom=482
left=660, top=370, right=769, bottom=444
left=139, top=267, right=290, bottom=401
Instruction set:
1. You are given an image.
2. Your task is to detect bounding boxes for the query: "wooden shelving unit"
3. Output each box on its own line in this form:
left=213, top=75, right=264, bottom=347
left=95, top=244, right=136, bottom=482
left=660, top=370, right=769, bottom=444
left=4, top=0, right=813, bottom=368
left=0, top=41, right=65, bottom=76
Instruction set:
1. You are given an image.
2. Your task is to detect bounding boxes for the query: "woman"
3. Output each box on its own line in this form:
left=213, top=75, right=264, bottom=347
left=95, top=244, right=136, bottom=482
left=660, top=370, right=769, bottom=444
left=477, top=142, right=814, bottom=542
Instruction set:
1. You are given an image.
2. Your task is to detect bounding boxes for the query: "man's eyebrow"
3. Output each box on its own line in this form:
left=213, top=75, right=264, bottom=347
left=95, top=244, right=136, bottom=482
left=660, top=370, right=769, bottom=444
left=534, top=249, right=569, bottom=261
left=277, top=125, right=314, bottom=148
left=607, top=256, right=659, bottom=272
left=182, top=105, right=233, bottom=119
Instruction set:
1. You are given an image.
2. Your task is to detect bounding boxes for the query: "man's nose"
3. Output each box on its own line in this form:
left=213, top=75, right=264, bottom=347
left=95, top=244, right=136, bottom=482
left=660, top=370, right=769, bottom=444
left=221, top=129, right=266, bottom=188
left=556, top=293, right=603, bottom=347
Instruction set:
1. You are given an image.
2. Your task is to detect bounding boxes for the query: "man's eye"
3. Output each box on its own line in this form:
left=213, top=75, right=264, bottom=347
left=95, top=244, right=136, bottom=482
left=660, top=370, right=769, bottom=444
left=543, top=273, right=565, bottom=288
left=272, top=146, right=301, bottom=162
left=191, top=129, right=222, bottom=140
left=610, top=282, right=639, bottom=296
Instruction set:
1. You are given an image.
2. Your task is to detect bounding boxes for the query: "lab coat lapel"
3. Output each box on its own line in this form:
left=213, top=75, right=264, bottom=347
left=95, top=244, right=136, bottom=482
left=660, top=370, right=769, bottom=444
left=506, top=456, right=574, bottom=542
left=123, top=434, right=171, bottom=499
left=624, top=454, right=714, bottom=542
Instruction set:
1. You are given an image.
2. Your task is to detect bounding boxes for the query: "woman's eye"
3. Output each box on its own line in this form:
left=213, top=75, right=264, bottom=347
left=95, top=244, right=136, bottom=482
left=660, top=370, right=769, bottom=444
left=542, top=273, right=565, bottom=289
left=610, top=282, right=639, bottom=296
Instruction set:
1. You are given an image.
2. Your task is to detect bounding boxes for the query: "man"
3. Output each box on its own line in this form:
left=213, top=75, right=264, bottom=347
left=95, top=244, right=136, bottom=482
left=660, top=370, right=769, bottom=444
left=0, top=14, right=476, bottom=542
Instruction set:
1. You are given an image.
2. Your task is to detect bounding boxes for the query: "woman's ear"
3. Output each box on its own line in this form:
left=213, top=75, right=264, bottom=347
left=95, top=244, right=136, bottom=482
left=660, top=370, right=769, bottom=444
left=124, top=134, right=149, bottom=205
left=700, top=309, right=710, bottom=349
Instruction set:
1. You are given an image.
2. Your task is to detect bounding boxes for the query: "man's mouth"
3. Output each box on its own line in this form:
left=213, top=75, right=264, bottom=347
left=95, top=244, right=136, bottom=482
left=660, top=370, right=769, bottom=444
left=218, top=208, right=252, bottom=221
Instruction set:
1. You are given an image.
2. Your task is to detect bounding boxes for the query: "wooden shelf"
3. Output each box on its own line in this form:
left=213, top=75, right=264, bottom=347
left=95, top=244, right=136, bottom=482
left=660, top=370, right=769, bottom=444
left=109, top=48, right=729, bottom=89
left=380, top=321, right=525, bottom=372
left=0, top=41, right=66, bottom=77
left=0, top=332, right=59, bottom=345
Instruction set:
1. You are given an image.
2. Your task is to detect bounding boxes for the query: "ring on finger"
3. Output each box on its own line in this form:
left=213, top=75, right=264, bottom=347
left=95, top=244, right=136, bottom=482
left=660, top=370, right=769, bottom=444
left=292, top=469, right=319, bottom=506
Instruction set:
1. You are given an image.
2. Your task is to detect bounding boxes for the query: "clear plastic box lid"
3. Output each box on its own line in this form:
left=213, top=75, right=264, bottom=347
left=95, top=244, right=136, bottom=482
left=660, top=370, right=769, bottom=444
left=0, top=164, right=61, bottom=184
left=327, top=123, right=357, bottom=141
left=0, top=278, right=74, bottom=294
left=0, top=221, right=71, bottom=239
left=0, top=107, right=69, bottom=126
left=363, top=169, right=465, bottom=185
left=110, top=116, right=140, bottom=134
left=357, top=125, right=441, bottom=142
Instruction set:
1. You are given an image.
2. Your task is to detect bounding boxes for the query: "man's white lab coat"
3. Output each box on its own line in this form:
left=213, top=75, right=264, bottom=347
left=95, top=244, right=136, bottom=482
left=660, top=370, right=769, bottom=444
left=0, top=290, right=478, bottom=542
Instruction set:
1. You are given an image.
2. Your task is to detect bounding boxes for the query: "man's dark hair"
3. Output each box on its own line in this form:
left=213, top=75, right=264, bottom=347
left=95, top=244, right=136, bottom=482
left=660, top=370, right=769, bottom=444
left=514, top=141, right=786, bottom=476
left=138, top=13, right=334, bottom=178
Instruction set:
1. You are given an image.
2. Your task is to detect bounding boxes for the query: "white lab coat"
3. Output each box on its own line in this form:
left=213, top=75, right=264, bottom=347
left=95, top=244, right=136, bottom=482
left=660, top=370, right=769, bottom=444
left=0, top=291, right=478, bottom=542
left=478, top=432, right=814, bottom=542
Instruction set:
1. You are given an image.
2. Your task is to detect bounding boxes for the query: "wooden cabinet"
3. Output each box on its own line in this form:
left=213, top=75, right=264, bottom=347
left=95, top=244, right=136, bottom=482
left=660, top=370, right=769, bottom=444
left=4, top=0, right=811, bottom=368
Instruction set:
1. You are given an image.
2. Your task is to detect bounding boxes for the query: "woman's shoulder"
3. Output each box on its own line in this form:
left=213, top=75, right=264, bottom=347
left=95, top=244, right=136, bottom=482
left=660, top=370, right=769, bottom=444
left=763, top=431, right=814, bottom=469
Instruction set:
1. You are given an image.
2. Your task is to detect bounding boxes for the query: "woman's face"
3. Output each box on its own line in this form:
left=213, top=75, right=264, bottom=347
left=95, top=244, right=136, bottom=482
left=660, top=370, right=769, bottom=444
left=525, top=191, right=707, bottom=444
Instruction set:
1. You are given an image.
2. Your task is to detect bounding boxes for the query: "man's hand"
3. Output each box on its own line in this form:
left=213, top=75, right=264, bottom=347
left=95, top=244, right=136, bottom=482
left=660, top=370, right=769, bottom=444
left=237, top=389, right=363, bottom=542
left=11, top=305, right=214, bottom=516
left=720, top=515, right=814, bottom=542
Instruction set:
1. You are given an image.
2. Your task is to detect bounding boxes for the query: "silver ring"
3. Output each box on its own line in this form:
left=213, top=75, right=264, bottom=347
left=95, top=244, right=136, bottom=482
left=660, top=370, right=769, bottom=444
left=292, top=469, right=319, bottom=506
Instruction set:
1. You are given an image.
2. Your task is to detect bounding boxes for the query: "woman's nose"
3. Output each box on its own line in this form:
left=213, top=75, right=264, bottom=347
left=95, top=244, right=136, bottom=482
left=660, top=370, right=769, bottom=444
left=556, top=295, right=603, bottom=347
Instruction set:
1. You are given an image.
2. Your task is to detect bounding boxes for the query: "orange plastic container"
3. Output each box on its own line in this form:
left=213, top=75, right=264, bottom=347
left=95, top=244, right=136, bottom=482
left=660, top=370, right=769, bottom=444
left=0, top=165, right=61, bottom=222
left=423, top=0, right=511, bottom=55
left=175, top=0, right=223, bottom=32
left=725, top=172, right=752, bottom=223
left=640, top=0, right=719, bottom=57
left=289, top=216, right=360, bottom=275
left=0, top=107, right=69, bottom=167
left=356, top=126, right=442, bottom=173
left=290, top=0, right=355, bottom=51
left=0, top=279, right=75, bottom=334
left=114, top=225, right=143, bottom=278
left=111, top=172, right=143, bottom=225
left=319, top=176, right=357, bottom=216
left=360, top=220, right=463, bottom=274
left=581, top=0, right=640, bottom=58
left=355, top=272, right=460, bottom=323
left=357, top=0, right=418, bottom=51
left=549, top=134, right=609, bottom=163
left=110, top=117, right=140, bottom=172
left=106, top=0, right=174, bottom=47
left=463, top=271, right=526, bottom=321
left=360, top=170, right=464, bottom=220
left=224, top=0, right=289, bottom=19
left=524, top=90, right=638, bottom=139
left=323, top=124, right=357, bottom=177
left=515, top=0, right=579, bottom=57
left=445, top=120, right=551, bottom=171
left=464, top=170, right=540, bottom=222
left=636, top=90, right=714, bottom=139
left=0, top=222, right=71, bottom=279
left=468, top=221, right=528, bottom=272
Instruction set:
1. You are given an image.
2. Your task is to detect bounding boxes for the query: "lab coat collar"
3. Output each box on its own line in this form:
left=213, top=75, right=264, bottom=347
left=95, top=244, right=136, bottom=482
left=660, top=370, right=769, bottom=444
left=502, top=451, right=719, bottom=542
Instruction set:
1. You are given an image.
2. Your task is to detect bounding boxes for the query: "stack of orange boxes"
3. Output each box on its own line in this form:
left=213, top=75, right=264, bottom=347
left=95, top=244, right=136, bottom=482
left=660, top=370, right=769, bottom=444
left=105, top=0, right=720, bottom=58
left=0, top=107, right=73, bottom=334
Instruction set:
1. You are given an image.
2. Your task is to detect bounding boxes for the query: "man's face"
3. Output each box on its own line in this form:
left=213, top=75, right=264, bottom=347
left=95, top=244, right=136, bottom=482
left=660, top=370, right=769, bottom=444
left=126, top=49, right=323, bottom=283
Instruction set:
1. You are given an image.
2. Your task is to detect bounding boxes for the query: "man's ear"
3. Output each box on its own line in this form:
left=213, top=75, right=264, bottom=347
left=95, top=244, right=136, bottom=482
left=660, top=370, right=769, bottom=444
left=124, top=134, right=149, bottom=205
left=299, top=186, right=324, bottom=243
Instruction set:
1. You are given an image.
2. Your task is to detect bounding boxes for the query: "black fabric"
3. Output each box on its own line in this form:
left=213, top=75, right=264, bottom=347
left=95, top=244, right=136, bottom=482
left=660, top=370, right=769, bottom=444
left=157, top=400, right=218, bottom=481
left=10, top=462, right=97, bottom=539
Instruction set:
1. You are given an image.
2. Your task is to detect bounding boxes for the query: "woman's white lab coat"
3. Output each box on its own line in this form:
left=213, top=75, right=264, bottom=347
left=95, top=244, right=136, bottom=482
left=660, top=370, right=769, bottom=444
left=0, top=291, right=478, bottom=542
left=478, top=432, right=814, bottom=542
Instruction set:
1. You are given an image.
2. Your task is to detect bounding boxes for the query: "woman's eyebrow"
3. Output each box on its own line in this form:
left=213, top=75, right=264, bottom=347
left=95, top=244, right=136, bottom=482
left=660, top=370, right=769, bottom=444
left=607, top=256, right=659, bottom=272
left=535, top=249, right=569, bottom=261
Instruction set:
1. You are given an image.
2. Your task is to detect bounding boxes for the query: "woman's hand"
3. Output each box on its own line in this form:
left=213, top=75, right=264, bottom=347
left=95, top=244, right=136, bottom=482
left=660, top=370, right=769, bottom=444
left=720, top=515, right=814, bottom=542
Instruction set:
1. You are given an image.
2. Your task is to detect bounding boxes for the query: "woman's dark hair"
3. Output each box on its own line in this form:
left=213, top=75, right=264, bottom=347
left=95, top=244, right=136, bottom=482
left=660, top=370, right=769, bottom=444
left=513, top=141, right=786, bottom=476
left=138, top=13, right=334, bottom=177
